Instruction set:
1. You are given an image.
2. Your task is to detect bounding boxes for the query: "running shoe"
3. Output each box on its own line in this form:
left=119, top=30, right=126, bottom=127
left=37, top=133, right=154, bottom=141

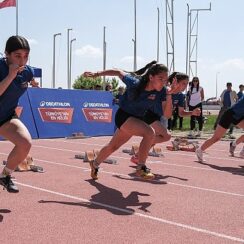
left=0, top=175, right=19, bottom=193
left=130, top=155, right=139, bottom=164
left=89, top=162, right=99, bottom=180
left=195, top=148, right=204, bottom=162
left=229, top=141, right=236, bottom=157
left=136, top=165, right=155, bottom=180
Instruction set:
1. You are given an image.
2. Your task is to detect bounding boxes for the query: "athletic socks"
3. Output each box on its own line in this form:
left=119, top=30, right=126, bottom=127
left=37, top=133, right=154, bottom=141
left=0, top=167, right=13, bottom=178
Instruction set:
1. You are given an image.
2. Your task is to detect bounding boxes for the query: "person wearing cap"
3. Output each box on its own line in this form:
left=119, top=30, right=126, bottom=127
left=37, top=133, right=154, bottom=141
left=0, top=36, right=34, bottom=193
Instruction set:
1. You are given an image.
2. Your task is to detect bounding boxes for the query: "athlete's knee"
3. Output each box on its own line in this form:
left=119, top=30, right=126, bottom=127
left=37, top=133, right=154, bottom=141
left=143, top=127, right=156, bottom=140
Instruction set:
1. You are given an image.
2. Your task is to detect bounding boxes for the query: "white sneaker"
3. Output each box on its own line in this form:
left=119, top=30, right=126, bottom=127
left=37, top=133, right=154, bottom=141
left=229, top=141, right=236, bottom=157
left=239, top=147, right=244, bottom=158
left=196, top=148, right=204, bottom=162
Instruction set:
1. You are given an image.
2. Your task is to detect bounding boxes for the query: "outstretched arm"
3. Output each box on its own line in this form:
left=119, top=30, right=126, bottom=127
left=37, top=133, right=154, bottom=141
left=178, top=106, right=201, bottom=117
left=83, top=69, right=126, bottom=80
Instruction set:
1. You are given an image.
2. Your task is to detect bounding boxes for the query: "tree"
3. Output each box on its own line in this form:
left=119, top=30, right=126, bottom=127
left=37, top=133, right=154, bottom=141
left=73, top=75, right=103, bottom=90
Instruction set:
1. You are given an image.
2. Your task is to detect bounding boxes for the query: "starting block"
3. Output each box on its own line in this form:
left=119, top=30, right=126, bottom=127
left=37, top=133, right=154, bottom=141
left=166, top=137, right=199, bottom=152
left=123, top=145, right=164, bottom=157
left=148, top=146, right=164, bottom=157
left=75, top=150, right=117, bottom=164
left=3, top=156, right=44, bottom=173
left=122, top=144, right=139, bottom=155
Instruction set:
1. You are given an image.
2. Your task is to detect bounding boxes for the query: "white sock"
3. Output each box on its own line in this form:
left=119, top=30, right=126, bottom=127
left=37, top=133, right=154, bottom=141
left=0, top=167, right=13, bottom=178
left=232, top=141, right=237, bottom=147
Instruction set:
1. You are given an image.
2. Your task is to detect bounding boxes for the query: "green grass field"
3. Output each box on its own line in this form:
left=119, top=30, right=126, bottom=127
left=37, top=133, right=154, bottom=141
left=172, top=115, right=217, bottom=132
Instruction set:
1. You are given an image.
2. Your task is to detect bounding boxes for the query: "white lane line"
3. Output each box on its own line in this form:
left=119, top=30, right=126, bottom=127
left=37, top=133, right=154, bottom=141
left=15, top=181, right=244, bottom=243
left=0, top=152, right=242, bottom=198
left=40, top=138, right=238, bottom=153
left=29, top=144, right=244, bottom=172
left=31, top=141, right=244, bottom=163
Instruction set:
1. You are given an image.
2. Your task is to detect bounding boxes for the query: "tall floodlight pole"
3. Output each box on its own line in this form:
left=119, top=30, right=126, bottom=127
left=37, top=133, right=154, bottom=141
left=103, top=26, right=107, bottom=89
left=133, top=0, right=137, bottom=71
left=52, top=33, right=61, bottom=89
left=67, top=28, right=73, bottom=89
left=187, top=3, right=211, bottom=79
left=69, top=38, right=76, bottom=89
left=165, top=0, right=175, bottom=74
left=157, top=7, right=160, bottom=62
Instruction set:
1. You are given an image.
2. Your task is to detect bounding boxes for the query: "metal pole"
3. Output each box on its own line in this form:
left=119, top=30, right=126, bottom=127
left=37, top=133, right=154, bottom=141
left=69, top=38, right=76, bottom=88
left=165, top=0, right=175, bottom=74
left=157, top=7, right=160, bottom=62
left=67, top=28, right=72, bottom=89
left=186, top=4, right=190, bottom=75
left=103, top=26, right=106, bottom=88
left=216, top=72, right=220, bottom=98
left=52, top=33, right=61, bottom=89
left=188, top=3, right=211, bottom=79
left=134, top=0, right=137, bottom=71
left=16, top=0, right=18, bottom=35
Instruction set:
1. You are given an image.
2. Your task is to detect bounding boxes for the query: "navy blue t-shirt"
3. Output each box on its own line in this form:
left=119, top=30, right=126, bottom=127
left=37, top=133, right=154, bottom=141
left=237, top=91, right=244, bottom=101
left=0, top=58, right=34, bottom=122
left=223, top=91, right=231, bottom=107
left=119, top=74, right=160, bottom=117
left=150, top=87, right=167, bottom=116
left=232, top=96, right=244, bottom=120
left=172, top=92, right=185, bottom=108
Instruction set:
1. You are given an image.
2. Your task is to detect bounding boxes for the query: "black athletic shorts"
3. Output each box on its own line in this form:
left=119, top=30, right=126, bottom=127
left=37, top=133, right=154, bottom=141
left=115, top=108, right=142, bottom=129
left=219, top=108, right=244, bottom=129
left=143, top=110, right=160, bottom=125
left=0, top=112, right=18, bottom=127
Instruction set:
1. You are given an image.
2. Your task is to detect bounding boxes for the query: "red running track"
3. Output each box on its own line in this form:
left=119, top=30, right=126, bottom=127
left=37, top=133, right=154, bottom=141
left=0, top=136, right=244, bottom=244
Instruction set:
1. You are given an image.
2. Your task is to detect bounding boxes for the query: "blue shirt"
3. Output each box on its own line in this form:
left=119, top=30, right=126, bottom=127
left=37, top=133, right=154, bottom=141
left=232, top=96, right=244, bottom=120
left=150, top=87, right=166, bottom=116
left=0, top=58, right=34, bottom=122
left=119, top=74, right=160, bottom=117
left=172, top=92, right=185, bottom=108
left=237, top=91, right=244, bottom=101
left=223, top=90, right=231, bottom=107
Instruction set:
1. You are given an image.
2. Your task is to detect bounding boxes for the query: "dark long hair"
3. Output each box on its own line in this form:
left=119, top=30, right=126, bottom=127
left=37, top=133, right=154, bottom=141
left=5, top=36, right=30, bottom=54
left=168, top=72, right=189, bottom=84
left=132, top=62, right=168, bottom=99
left=190, top=77, right=200, bottom=93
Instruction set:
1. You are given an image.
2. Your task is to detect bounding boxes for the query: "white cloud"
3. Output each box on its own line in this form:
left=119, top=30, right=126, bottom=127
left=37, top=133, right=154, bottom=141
left=214, top=58, right=244, bottom=71
left=75, top=45, right=102, bottom=58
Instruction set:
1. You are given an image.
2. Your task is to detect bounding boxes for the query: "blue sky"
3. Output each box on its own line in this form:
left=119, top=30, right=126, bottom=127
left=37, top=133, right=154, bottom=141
left=0, top=0, right=244, bottom=98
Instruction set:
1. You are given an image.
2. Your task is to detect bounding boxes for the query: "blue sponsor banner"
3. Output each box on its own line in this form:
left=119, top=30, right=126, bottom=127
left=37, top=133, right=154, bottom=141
left=27, top=88, right=116, bottom=138
left=77, top=90, right=116, bottom=136
left=18, top=91, right=38, bottom=139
